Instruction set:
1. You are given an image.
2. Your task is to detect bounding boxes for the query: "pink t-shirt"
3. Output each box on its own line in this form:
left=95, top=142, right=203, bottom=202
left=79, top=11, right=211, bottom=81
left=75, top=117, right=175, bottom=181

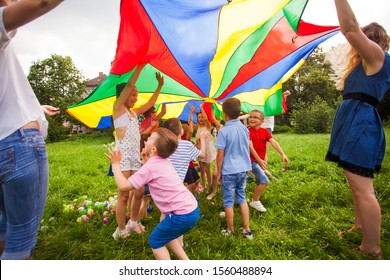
left=129, top=156, right=198, bottom=215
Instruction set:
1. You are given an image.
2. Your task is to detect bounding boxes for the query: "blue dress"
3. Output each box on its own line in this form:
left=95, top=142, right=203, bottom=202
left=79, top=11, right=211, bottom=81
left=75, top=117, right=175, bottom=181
left=326, top=52, right=390, bottom=178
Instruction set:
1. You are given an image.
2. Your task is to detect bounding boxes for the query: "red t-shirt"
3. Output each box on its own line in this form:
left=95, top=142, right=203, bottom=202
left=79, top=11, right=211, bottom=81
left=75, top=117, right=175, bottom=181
left=248, top=126, right=272, bottom=161
left=140, top=116, right=158, bottom=134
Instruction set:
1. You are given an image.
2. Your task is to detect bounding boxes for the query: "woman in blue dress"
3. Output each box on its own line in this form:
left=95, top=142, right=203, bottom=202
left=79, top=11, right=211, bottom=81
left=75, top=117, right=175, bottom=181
left=326, top=0, right=389, bottom=258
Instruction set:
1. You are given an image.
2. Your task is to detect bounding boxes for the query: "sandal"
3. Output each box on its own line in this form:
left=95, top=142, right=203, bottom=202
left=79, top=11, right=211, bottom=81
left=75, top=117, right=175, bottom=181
left=354, top=246, right=383, bottom=260
left=337, top=225, right=361, bottom=237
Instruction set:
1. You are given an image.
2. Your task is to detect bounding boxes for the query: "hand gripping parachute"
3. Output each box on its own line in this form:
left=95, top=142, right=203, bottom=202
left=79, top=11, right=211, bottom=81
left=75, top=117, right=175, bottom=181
left=67, top=0, right=339, bottom=128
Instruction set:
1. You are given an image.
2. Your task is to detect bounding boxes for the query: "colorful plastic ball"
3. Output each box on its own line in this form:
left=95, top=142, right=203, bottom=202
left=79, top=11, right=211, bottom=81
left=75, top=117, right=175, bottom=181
left=196, top=197, right=200, bottom=201
left=103, top=211, right=109, bottom=217
left=200, top=214, right=205, bottom=219
left=219, top=211, right=226, bottom=218
left=147, top=205, right=153, bottom=212
left=102, top=217, right=110, bottom=224
left=76, top=217, right=83, bottom=223
left=281, top=168, right=286, bottom=172
left=87, top=208, right=94, bottom=217
left=82, top=215, right=90, bottom=222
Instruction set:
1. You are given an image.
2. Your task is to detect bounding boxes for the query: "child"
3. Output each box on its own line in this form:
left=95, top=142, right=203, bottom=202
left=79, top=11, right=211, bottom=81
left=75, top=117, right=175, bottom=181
left=182, top=105, right=202, bottom=192
left=247, top=109, right=289, bottom=212
left=140, top=103, right=166, bottom=134
left=164, top=116, right=206, bottom=192
left=200, top=104, right=222, bottom=200
left=195, top=105, right=216, bottom=190
left=105, top=128, right=200, bottom=260
left=112, top=64, right=164, bottom=239
left=215, top=98, right=253, bottom=239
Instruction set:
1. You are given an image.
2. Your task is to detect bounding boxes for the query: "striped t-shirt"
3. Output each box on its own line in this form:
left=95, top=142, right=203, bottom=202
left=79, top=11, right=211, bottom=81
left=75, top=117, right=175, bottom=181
left=168, top=139, right=201, bottom=181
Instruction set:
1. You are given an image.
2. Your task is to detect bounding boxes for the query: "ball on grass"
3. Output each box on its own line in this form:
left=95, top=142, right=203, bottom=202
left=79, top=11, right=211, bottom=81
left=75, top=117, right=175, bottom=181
left=219, top=211, right=226, bottom=218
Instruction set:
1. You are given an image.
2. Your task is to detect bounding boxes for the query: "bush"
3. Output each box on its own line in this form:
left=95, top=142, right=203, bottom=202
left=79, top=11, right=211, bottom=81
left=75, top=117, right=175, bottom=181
left=273, top=125, right=293, bottom=134
left=290, top=96, right=335, bottom=134
left=46, top=118, right=68, bottom=143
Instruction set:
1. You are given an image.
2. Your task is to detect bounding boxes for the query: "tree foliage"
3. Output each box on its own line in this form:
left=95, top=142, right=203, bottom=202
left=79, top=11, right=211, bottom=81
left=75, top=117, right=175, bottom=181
left=290, top=96, right=335, bottom=134
left=277, top=48, right=341, bottom=127
left=28, top=54, right=87, bottom=124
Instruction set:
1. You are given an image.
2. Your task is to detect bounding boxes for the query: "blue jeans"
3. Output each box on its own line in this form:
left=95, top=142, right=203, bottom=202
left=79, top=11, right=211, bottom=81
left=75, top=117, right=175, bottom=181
left=221, top=172, right=248, bottom=208
left=0, top=129, right=48, bottom=259
left=251, top=162, right=269, bottom=185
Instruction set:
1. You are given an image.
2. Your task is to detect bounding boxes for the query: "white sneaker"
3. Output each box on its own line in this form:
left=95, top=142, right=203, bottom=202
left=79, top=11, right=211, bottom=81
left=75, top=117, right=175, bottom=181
left=112, top=227, right=129, bottom=240
left=249, top=200, right=267, bottom=212
left=242, top=229, right=253, bottom=240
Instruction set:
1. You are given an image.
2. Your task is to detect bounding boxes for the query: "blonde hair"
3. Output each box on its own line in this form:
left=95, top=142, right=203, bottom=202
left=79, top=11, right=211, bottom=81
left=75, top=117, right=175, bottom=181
left=333, top=22, right=389, bottom=90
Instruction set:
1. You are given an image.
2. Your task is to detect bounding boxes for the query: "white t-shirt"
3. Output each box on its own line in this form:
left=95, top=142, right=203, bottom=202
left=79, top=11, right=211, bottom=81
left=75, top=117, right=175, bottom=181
left=261, top=116, right=274, bottom=132
left=0, top=7, right=47, bottom=140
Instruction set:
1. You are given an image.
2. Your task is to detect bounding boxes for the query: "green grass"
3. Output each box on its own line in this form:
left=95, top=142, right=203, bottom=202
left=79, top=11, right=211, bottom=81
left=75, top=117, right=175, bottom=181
left=34, top=130, right=390, bottom=260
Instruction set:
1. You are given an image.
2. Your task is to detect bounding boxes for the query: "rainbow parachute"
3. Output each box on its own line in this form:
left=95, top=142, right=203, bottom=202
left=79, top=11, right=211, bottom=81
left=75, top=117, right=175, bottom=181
left=67, top=0, right=339, bottom=129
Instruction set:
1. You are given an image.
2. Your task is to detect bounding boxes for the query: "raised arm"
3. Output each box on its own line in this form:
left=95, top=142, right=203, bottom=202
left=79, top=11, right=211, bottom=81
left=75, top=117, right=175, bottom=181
left=134, top=72, right=164, bottom=115
left=113, top=63, right=145, bottom=118
left=187, top=104, right=196, bottom=139
left=210, top=106, right=222, bottom=131
left=154, top=103, right=166, bottom=121
left=334, top=0, right=385, bottom=73
left=2, top=0, right=64, bottom=32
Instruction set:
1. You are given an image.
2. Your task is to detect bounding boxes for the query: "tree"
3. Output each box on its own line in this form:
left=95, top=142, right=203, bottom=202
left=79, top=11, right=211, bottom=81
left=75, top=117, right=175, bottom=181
left=28, top=54, right=87, bottom=124
left=277, top=48, right=341, bottom=126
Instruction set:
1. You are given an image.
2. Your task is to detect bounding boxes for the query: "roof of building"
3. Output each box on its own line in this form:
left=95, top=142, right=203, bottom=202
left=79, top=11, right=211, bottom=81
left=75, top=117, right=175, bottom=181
left=87, top=72, right=107, bottom=87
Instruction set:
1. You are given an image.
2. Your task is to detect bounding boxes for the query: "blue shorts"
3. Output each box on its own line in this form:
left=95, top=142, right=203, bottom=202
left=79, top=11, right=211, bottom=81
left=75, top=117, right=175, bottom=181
left=149, top=207, right=199, bottom=249
left=0, top=129, right=48, bottom=259
left=221, top=172, right=247, bottom=208
left=251, top=162, right=269, bottom=185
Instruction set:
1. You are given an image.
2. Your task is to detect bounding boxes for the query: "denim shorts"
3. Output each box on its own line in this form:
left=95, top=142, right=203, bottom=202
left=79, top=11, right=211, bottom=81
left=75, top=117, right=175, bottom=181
left=0, top=129, right=48, bottom=259
left=221, top=172, right=247, bottom=208
left=149, top=206, right=199, bottom=249
left=251, top=162, right=269, bottom=185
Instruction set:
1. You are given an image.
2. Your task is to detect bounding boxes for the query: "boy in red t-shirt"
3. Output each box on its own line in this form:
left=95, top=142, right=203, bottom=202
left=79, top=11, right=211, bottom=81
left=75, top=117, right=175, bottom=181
left=247, top=110, right=289, bottom=212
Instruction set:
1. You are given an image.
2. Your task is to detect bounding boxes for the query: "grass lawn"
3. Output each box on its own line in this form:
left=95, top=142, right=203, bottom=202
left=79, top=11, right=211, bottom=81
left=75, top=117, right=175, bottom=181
left=34, top=130, right=390, bottom=260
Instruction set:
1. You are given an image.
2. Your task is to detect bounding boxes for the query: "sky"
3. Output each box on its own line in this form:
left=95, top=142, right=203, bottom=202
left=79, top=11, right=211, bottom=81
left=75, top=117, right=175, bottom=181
left=12, top=0, right=390, bottom=79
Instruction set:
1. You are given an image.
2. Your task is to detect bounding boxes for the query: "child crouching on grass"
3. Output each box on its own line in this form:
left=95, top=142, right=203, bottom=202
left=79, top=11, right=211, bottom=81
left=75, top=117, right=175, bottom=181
left=105, top=128, right=199, bottom=260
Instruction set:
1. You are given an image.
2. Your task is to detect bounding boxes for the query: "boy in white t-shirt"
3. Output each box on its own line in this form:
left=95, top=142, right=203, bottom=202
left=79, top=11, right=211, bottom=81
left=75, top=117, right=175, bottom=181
left=105, top=128, right=199, bottom=260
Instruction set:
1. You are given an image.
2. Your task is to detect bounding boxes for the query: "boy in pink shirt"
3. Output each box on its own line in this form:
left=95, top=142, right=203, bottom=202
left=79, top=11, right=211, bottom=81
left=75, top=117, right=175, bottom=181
left=105, top=128, right=199, bottom=260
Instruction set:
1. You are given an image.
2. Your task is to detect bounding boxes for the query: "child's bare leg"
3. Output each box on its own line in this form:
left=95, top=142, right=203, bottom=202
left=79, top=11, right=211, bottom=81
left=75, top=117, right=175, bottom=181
left=199, top=161, right=206, bottom=187
left=205, top=162, right=212, bottom=189
left=167, top=238, right=189, bottom=260
left=127, top=188, right=145, bottom=233
left=152, top=246, right=171, bottom=260
left=252, top=183, right=267, bottom=201
left=207, top=164, right=218, bottom=200
left=138, top=196, right=151, bottom=221
left=224, top=207, right=234, bottom=234
left=186, top=180, right=198, bottom=193
left=239, top=202, right=250, bottom=231
left=116, top=190, right=130, bottom=230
